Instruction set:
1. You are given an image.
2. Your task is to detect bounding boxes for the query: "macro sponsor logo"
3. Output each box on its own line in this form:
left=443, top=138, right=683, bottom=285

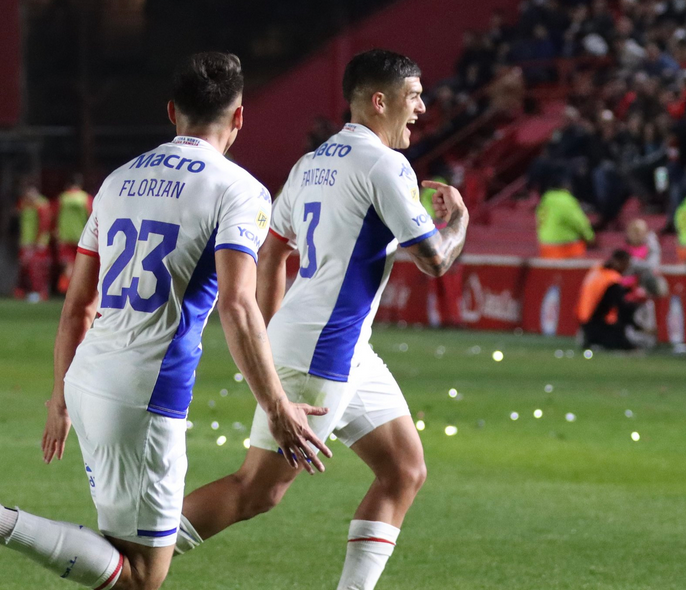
left=129, top=152, right=206, bottom=173
left=312, top=142, right=352, bottom=159
left=238, top=226, right=261, bottom=247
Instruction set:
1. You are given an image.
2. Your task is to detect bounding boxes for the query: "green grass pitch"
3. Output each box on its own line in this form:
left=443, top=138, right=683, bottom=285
left=1, top=299, right=685, bottom=589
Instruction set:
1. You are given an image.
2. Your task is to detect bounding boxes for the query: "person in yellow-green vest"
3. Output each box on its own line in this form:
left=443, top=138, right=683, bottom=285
left=56, top=174, right=93, bottom=293
left=676, top=198, right=686, bottom=263
left=536, top=173, right=595, bottom=259
left=15, top=183, right=52, bottom=301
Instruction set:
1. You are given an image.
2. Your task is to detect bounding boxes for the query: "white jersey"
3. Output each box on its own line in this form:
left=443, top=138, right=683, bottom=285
left=268, top=123, right=436, bottom=381
left=65, top=136, right=271, bottom=419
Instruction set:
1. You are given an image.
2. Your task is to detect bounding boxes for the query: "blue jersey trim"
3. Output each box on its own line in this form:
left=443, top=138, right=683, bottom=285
left=399, top=227, right=438, bottom=248
left=146, top=404, right=188, bottom=419
left=137, top=527, right=178, bottom=538
left=148, top=229, right=219, bottom=419
left=214, top=243, right=258, bottom=264
left=308, top=206, right=394, bottom=380
left=307, top=367, right=349, bottom=383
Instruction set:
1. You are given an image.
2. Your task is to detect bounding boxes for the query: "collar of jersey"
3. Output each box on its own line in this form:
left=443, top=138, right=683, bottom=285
left=341, top=123, right=382, bottom=143
left=171, top=136, right=215, bottom=150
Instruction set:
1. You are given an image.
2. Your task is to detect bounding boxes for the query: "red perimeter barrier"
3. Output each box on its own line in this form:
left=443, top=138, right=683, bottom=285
left=284, top=253, right=686, bottom=343
left=383, top=254, right=686, bottom=343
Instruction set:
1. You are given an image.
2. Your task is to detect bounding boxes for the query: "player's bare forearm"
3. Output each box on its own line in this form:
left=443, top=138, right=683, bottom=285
left=256, top=233, right=293, bottom=325
left=218, top=295, right=286, bottom=413
left=407, top=212, right=468, bottom=277
left=217, top=248, right=287, bottom=411
left=217, top=248, right=332, bottom=470
left=52, top=253, right=100, bottom=405
left=256, top=256, right=287, bottom=326
left=44, top=253, right=98, bottom=463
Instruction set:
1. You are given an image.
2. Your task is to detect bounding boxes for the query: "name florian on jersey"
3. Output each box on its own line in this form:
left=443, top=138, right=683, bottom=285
left=301, top=168, right=337, bottom=187
left=119, top=178, right=186, bottom=199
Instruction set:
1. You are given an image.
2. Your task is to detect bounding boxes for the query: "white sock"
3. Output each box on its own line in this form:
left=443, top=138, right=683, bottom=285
left=174, top=513, right=204, bottom=555
left=0, top=506, right=18, bottom=539
left=3, top=509, right=123, bottom=589
left=337, top=520, right=400, bottom=590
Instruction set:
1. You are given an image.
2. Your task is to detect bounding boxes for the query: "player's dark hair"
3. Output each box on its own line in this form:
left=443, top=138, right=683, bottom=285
left=172, top=52, right=244, bottom=124
left=342, top=49, right=421, bottom=104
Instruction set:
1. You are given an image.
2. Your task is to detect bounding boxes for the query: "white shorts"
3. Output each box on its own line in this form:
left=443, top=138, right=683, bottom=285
left=250, top=352, right=410, bottom=452
left=65, top=384, right=187, bottom=548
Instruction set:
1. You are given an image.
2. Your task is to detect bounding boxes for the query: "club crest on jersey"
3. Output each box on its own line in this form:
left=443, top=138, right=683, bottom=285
left=256, top=210, right=269, bottom=230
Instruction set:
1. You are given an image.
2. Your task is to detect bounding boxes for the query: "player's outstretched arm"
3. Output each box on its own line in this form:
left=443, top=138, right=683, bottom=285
left=405, top=180, right=469, bottom=277
left=256, top=231, right=294, bottom=325
left=43, top=252, right=99, bottom=464
left=216, top=249, right=332, bottom=474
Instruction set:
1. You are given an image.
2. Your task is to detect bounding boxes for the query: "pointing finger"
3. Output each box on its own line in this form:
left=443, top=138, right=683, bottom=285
left=421, top=180, right=448, bottom=189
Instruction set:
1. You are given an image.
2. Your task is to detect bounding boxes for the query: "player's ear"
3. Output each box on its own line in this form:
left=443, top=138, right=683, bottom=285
left=371, top=91, right=386, bottom=114
left=233, top=105, right=244, bottom=131
left=167, top=101, right=177, bottom=125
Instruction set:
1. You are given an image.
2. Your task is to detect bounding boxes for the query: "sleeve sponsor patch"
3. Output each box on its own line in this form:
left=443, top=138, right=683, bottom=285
left=410, top=186, right=420, bottom=202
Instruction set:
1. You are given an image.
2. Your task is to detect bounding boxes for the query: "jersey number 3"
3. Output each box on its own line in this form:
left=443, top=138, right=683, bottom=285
left=299, top=202, right=321, bottom=278
left=101, top=218, right=180, bottom=312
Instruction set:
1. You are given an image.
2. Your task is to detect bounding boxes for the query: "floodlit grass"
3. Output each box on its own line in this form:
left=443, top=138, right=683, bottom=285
left=1, top=299, right=685, bottom=589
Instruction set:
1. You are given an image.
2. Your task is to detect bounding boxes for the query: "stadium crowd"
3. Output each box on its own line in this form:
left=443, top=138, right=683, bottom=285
left=521, top=0, right=686, bottom=234
left=373, top=0, right=686, bottom=254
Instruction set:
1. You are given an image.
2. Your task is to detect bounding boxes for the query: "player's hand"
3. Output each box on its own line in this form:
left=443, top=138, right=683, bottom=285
left=422, top=180, right=469, bottom=226
left=42, top=398, right=72, bottom=464
left=267, top=397, right=333, bottom=475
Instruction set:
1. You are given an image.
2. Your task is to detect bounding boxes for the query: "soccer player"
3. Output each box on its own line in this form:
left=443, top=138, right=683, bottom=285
left=175, top=49, right=469, bottom=589
left=0, top=52, right=330, bottom=590
left=15, top=181, right=52, bottom=302
left=56, top=174, right=93, bottom=294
